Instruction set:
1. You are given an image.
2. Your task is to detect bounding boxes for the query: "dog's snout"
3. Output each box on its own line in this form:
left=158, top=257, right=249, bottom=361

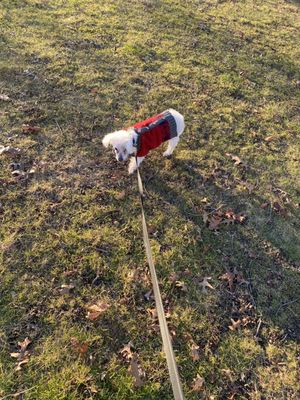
left=117, top=154, right=123, bottom=161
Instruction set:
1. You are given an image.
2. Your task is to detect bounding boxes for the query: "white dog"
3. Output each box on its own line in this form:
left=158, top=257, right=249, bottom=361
left=102, top=108, right=184, bottom=174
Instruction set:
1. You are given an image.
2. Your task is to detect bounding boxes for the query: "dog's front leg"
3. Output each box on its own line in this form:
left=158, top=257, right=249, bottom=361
left=128, top=156, right=145, bottom=174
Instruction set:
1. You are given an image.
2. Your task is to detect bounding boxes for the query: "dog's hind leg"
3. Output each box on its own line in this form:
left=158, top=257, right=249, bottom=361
left=163, top=137, right=179, bottom=157
left=128, top=156, right=145, bottom=174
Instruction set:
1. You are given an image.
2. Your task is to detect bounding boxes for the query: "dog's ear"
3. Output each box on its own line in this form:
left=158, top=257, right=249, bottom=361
left=102, top=134, right=112, bottom=148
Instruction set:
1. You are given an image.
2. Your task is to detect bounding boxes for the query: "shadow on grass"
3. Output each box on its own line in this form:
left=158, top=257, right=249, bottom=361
left=143, top=157, right=300, bottom=341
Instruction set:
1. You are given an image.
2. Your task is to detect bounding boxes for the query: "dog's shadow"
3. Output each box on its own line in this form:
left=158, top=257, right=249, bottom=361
left=140, top=156, right=300, bottom=341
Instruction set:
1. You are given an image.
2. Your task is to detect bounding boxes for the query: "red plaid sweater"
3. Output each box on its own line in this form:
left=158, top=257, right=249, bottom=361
left=132, top=110, right=178, bottom=157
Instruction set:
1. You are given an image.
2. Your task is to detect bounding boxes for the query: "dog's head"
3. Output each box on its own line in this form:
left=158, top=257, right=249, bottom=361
left=102, top=130, right=134, bottom=161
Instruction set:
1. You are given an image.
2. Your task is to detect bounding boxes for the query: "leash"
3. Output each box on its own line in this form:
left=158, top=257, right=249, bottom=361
left=135, top=157, right=185, bottom=400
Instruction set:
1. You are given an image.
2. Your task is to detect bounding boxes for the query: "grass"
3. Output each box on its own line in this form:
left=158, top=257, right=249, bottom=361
left=0, top=0, right=300, bottom=398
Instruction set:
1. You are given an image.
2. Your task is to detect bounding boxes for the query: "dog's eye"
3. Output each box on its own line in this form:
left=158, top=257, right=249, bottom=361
left=114, top=147, right=119, bottom=153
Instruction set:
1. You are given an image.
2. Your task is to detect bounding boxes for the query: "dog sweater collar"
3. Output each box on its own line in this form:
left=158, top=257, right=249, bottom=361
left=132, top=110, right=178, bottom=157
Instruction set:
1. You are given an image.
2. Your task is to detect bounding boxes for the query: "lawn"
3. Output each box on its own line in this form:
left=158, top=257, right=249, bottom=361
left=0, top=0, right=299, bottom=399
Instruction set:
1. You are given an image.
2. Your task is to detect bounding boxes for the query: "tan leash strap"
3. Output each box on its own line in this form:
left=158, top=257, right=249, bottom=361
left=136, top=164, right=185, bottom=400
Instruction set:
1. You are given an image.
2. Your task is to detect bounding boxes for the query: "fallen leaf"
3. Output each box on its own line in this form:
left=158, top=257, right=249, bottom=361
left=208, top=215, right=222, bottom=230
left=260, top=202, right=269, bottom=209
left=22, top=124, right=40, bottom=134
left=59, top=284, right=75, bottom=295
left=10, top=337, right=31, bottom=371
left=234, top=269, right=249, bottom=285
left=175, top=280, right=188, bottom=292
left=273, top=201, right=285, bottom=215
left=229, top=318, right=242, bottom=331
left=116, top=190, right=126, bottom=200
left=220, top=271, right=235, bottom=291
left=147, top=307, right=158, bottom=320
left=70, top=337, right=89, bottom=354
left=199, top=277, right=214, bottom=293
left=190, top=343, right=200, bottom=361
left=128, top=354, right=144, bottom=387
left=265, top=136, right=275, bottom=142
left=221, top=368, right=234, bottom=382
left=86, top=302, right=109, bottom=321
left=225, top=153, right=244, bottom=166
left=192, top=374, right=205, bottom=392
left=120, top=342, right=134, bottom=360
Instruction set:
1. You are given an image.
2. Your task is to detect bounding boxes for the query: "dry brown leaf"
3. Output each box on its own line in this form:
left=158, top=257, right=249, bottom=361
left=229, top=318, right=242, bottom=331
left=260, top=202, right=269, bottom=209
left=265, top=136, right=276, bottom=142
left=199, top=277, right=214, bottom=293
left=191, top=343, right=200, bottom=361
left=70, top=337, right=89, bottom=355
left=128, top=354, right=144, bottom=387
left=59, top=284, right=75, bottom=295
left=86, top=302, right=109, bottom=321
left=147, top=307, right=158, bottom=320
left=220, top=271, right=235, bottom=291
left=225, top=153, right=244, bottom=166
left=120, top=342, right=134, bottom=360
left=192, top=374, right=205, bottom=392
left=22, top=124, right=40, bottom=134
left=10, top=337, right=31, bottom=371
left=116, top=190, right=126, bottom=200
left=208, top=216, right=222, bottom=230
left=273, top=201, right=285, bottom=215
left=175, top=280, right=188, bottom=292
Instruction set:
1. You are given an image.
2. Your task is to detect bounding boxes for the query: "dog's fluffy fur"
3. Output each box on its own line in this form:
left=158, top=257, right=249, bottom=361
left=102, top=108, right=184, bottom=174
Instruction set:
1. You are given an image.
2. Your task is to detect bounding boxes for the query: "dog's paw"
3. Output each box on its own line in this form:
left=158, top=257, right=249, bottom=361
left=128, top=166, right=137, bottom=174
left=163, top=150, right=172, bottom=157
left=128, top=159, right=137, bottom=174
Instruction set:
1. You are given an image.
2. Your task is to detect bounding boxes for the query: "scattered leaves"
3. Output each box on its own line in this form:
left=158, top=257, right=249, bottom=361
left=120, top=342, right=144, bottom=387
left=203, top=208, right=247, bottom=231
left=10, top=337, right=31, bottom=371
left=229, top=316, right=252, bottom=331
left=220, top=271, right=235, bottom=291
left=220, top=269, right=249, bottom=291
left=86, top=302, right=109, bottom=320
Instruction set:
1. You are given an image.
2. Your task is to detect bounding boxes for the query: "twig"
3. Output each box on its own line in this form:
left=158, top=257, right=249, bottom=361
left=0, top=386, right=36, bottom=400
left=255, top=318, right=262, bottom=337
